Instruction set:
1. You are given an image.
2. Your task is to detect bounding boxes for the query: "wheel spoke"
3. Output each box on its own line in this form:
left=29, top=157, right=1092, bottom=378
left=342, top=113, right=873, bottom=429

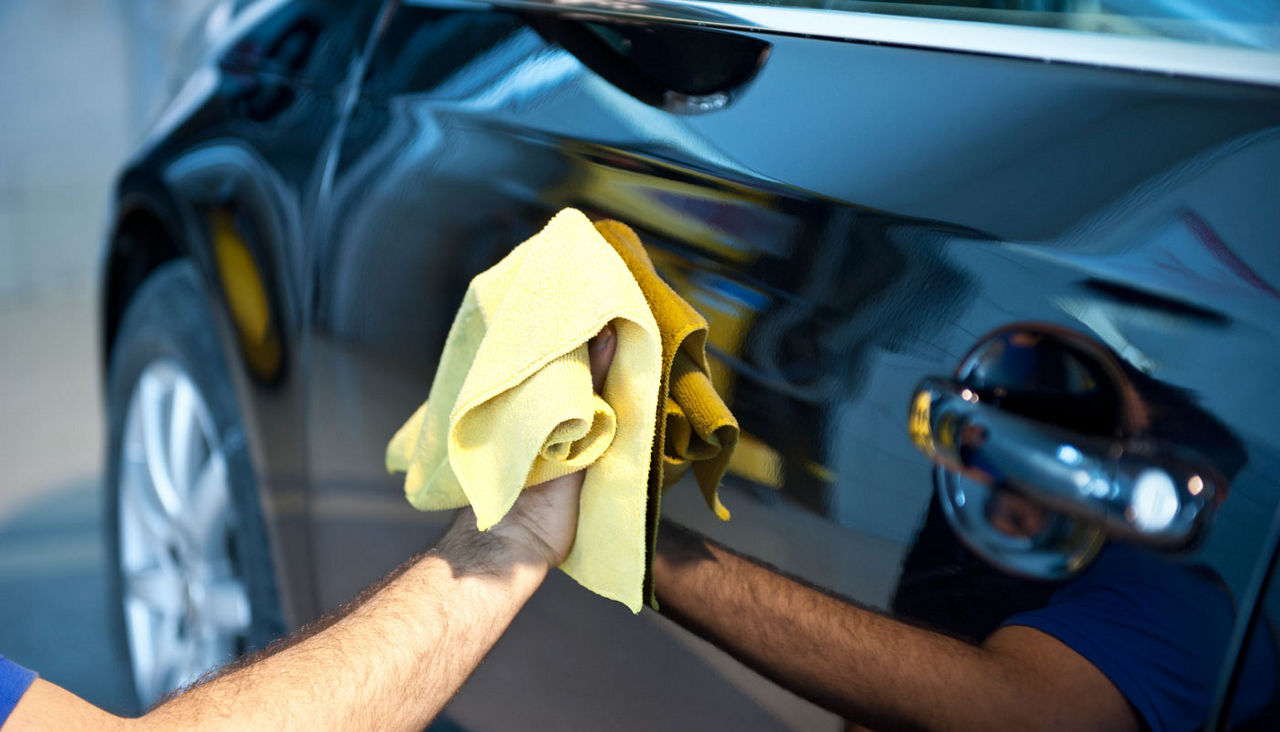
left=177, top=631, right=204, bottom=690
left=121, top=468, right=176, bottom=549
left=151, top=610, right=183, bottom=698
left=169, top=377, right=202, bottom=499
left=203, top=578, right=251, bottom=634
left=139, top=369, right=182, bottom=522
left=123, top=596, right=158, bottom=699
left=188, top=456, right=231, bottom=551
left=192, top=626, right=228, bottom=685
left=125, top=565, right=185, bottom=617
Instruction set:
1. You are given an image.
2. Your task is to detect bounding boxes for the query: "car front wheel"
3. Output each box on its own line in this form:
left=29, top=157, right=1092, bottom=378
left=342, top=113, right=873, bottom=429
left=105, top=259, right=282, bottom=707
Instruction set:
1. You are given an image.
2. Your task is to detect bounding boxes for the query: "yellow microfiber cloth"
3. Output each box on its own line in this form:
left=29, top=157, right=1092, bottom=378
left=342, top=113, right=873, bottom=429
left=386, top=209, right=738, bottom=612
left=385, top=208, right=663, bottom=612
left=591, top=221, right=739, bottom=603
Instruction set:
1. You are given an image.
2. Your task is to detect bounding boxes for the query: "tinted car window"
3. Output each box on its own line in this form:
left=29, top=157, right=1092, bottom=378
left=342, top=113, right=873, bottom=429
left=721, top=0, right=1280, bottom=50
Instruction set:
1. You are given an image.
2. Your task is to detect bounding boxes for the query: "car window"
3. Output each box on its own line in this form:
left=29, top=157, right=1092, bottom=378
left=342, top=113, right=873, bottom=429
left=719, top=1, right=1280, bottom=51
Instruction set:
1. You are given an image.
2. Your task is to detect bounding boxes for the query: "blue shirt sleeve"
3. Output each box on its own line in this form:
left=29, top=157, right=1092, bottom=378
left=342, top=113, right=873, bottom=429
left=1002, top=544, right=1275, bottom=732
left=0, top=655, right=37, bottom=726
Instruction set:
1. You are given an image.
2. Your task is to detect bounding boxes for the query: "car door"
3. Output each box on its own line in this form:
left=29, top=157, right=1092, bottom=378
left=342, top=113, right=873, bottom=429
left=307, top=0, right=1280, bottom=728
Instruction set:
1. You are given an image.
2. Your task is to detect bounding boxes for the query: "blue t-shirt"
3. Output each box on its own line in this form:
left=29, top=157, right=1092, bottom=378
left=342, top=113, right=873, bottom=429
left=1004, top=543, right=1277, bottom=731
left=0, top=655, right=37, bottom=726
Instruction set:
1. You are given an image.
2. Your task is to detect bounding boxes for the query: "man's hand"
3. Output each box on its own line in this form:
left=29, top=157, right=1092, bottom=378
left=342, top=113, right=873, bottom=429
left=449, top=322, right=616, bottom=568
left=6, top=324, right=618, bottom=732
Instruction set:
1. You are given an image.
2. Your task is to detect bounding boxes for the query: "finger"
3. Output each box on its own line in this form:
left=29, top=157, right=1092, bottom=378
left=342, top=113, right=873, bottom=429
left=588, top=323, right=617, bottom=394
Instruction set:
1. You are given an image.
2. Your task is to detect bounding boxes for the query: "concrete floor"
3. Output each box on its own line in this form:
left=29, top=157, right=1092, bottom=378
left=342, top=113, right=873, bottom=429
left=0, top=291, right=140, bottom=715
left=0, top=0, right=137, bottom=716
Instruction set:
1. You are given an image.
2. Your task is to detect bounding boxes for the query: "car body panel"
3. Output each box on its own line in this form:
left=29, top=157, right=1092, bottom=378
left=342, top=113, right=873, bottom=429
left=103, top=0, right=1280, bottom=727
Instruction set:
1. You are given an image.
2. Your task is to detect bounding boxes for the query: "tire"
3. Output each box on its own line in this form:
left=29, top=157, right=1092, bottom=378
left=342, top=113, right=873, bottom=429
left=105, top=259, right=284, bottom=708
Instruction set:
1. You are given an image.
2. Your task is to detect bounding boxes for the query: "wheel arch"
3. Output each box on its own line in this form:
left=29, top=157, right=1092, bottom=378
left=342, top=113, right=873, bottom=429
left=102, top=174, right=187, bottom=369
left=101, top=166, right=319, bottom=629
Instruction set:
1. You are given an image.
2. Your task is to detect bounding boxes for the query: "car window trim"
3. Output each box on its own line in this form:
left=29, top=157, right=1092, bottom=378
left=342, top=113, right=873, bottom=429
left=408, top=0, right=1280, bottom=88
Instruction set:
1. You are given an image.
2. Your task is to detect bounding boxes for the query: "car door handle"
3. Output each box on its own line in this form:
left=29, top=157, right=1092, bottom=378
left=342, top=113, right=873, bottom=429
left=909, top=377, right=1219, bottom=546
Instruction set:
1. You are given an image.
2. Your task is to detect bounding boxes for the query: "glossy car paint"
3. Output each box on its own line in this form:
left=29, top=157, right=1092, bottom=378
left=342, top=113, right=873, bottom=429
left=103, top=0, right=1280, bottom=727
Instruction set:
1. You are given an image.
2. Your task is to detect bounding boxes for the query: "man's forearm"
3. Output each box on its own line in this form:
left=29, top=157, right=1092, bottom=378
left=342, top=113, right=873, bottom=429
left=652, top=521, right=1133, bottom=731
left=142, top=511, right=547, bottom=731
left=7, top=325, right=615, bottom=732
left=653, top=521, right=997, bottom=729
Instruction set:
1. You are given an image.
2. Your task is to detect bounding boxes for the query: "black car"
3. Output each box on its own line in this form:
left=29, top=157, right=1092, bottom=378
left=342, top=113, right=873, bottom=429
left=100, top=0, right=1280, bottom=727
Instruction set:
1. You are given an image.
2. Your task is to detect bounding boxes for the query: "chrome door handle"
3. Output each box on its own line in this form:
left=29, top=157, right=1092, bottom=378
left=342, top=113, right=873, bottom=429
left=910, top=377, right=1219, bottom=546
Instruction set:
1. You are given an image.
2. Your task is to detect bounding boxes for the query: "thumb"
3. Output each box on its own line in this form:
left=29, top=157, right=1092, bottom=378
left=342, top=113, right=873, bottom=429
left=588, top=323, right=617, bottom=394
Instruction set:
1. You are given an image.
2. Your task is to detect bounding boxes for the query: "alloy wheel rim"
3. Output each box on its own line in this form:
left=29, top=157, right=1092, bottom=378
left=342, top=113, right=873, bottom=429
left=119, top=360, right=251, bottom=705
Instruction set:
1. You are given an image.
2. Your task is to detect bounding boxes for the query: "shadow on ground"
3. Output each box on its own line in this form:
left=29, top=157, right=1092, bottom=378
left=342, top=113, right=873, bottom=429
left=0, top=478, right=138, bottom=716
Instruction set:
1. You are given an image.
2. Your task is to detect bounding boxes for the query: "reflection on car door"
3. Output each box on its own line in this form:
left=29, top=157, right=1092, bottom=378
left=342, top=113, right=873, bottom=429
left=307, top=1, right=1280, bottom=728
